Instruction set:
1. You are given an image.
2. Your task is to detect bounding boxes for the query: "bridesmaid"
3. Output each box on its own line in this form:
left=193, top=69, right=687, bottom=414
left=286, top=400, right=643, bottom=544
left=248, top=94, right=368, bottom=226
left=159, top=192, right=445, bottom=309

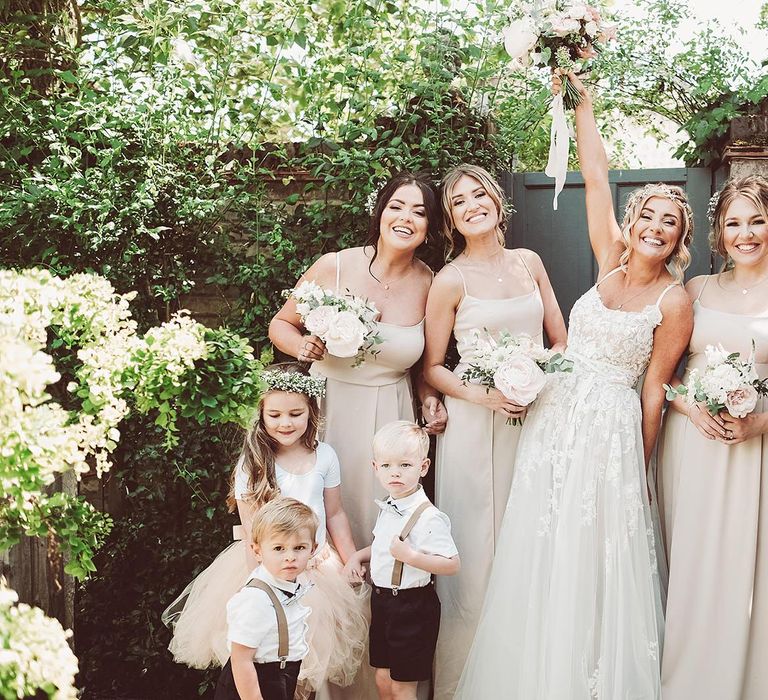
left=269, top=171, right=447, bottom=553
left=657, top=174, right=768, bottom=700
left=424, top=163, right=567, bottom=700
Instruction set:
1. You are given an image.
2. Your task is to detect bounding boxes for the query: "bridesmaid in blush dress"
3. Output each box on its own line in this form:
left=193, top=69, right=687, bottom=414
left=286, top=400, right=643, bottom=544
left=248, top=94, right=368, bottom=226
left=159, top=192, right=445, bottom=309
left=423, top=164, right=567, bottom=700
left=657, top=175, right=768, bottom=700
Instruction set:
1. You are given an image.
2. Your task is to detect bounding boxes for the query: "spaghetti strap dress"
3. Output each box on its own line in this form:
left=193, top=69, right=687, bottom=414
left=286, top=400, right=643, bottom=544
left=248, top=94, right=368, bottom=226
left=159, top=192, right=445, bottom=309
left=657, top=275, right=768, bottom=700
left=433, top=252, right=544, bottom=700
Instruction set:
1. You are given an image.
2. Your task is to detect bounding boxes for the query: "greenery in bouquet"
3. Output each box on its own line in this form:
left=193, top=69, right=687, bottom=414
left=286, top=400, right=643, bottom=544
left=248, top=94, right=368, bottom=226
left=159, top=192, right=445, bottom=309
left=503, top=1, right=617, bottom=108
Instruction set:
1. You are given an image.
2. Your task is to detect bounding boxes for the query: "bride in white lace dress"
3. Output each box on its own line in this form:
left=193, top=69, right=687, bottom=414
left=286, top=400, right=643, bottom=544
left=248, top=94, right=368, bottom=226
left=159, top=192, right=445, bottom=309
left=455, top=74, right=694, bottom=699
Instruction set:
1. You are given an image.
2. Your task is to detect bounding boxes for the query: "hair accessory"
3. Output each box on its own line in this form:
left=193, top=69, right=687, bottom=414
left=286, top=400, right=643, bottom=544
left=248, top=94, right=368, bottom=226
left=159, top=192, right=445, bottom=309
left=262, top=370, right=326, bottom=399
left=365, top=178, right=389, bottom=215
left=624, top=183, right=694, bottom=238
left=706, top=190, right=721, bottom=226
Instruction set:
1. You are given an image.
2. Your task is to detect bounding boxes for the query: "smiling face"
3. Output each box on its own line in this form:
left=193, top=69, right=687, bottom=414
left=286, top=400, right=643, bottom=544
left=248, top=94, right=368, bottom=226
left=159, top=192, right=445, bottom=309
left=261, top=390, right=310, bottom=449
left=721, top=195, right=768, bottom=269
left=629, top=196, right=685, bottom=264
left=252, top=527, right=315, bottom=582
left=373, top=447, right=430, bottom=499
left=378, top=184, right=429, bottom=252
left=448, top=174, right=501, bottom=240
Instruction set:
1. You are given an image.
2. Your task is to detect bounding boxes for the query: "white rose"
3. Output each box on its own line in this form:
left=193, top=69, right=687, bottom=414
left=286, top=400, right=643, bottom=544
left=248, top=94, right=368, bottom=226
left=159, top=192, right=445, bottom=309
left=568, top=5, right=589, bottom=20
left=304, top=305, right=338, bottom=337
left=324, top=310, right=366, bottom=358
left=725, top=384, right=758, bottom=418
left=295, top=302, right=311, bottom=316
left=704, top=344, right=730, bottom=367
left=503, top=19, right=538, bottom=61
left=584, top=20, right=598, bottom=37
left=493, top=354, right=547, bottom=406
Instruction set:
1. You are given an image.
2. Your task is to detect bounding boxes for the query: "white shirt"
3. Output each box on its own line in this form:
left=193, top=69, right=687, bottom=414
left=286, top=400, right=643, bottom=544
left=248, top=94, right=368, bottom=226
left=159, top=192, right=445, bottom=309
left=370, top=486, right=458, bottom=589
left=226, top=566, right=310, bottom=663
left=234, top=441, right=341, bottom=548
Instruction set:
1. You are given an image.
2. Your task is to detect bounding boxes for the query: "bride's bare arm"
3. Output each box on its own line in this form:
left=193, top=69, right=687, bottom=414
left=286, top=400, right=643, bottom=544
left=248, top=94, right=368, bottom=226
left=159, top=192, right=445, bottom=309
left=570, top=73, right=623, bottom=273
left=640, top=288, right=693, bottom=466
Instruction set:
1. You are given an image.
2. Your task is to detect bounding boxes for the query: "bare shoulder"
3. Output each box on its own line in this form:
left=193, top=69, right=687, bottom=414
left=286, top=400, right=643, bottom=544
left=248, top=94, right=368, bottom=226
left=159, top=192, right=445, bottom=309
left=516, top=247, right=546, bottom=274
left=683, top=274, right=712, bottom=300
left=430, top=263, right=464, bottom=303
left=413, top=257, right=435, bottom=286
left=303, top=251, right=338, bottom=282
left=659, top=283, right=693, bottom=322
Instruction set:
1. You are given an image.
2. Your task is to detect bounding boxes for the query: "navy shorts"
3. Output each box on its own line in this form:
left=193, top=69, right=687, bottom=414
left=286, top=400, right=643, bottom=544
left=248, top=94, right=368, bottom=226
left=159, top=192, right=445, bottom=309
left=369, top=583, right=440, bottom=682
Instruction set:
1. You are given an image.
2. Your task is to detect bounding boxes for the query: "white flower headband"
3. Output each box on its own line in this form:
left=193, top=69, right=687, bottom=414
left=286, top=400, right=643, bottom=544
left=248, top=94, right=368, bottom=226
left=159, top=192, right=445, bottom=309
left=262, top=370, right=326, bottom=399
left=706, top=190, right=721, bottom=226
left=624, top=183, right=694, bottom=241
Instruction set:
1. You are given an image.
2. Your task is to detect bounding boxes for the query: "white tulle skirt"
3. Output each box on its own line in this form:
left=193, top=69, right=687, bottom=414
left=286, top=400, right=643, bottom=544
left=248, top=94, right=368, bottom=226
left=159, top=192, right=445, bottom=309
left=163, top=540, right=369, bottom=695
left=454, top=369, right=664, bottom=699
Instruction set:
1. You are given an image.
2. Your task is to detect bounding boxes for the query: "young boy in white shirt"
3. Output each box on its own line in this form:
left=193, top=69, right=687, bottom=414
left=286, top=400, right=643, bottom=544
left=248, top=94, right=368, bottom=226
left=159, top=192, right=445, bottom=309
left=215, top=497, right=318, bottom=700
left=345, top=421, right=460, bottom=700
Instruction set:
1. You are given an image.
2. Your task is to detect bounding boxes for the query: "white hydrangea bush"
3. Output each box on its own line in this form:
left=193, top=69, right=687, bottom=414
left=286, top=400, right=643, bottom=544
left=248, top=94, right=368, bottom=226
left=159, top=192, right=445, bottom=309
left=0, top=579, right=78, bottom=700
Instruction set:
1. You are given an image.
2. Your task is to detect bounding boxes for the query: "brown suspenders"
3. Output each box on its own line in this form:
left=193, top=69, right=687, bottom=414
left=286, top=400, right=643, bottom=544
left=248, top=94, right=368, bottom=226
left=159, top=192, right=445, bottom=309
left=390, top=501, right=432, bottom=594
left=246, top=579, right=290, bottom=668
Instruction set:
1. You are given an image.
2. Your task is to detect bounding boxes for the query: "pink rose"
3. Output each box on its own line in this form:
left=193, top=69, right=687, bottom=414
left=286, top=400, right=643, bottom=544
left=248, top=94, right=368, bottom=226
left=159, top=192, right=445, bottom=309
left=503, top=19, right=538, bottom=62
left=550, top=16, right=581, bottom=36
left=493, top=354, right=547, bottom=406
left=725, top=385, right=758, bottom=418
left=304, top=305, right=338, bottom=337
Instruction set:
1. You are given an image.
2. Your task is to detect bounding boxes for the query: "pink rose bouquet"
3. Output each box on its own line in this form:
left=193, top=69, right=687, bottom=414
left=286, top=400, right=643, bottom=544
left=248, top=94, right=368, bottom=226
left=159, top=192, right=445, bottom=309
left=284, top=281, right=382, bottom=365
left=664, top=342, right=768, bottom=418
left=461, top=329, right=573, bottom=425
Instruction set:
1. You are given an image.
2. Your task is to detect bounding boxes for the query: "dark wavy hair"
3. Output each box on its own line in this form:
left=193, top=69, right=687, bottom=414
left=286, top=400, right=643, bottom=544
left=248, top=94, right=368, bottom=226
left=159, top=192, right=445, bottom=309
left=365, top=171, right=440, bottom=278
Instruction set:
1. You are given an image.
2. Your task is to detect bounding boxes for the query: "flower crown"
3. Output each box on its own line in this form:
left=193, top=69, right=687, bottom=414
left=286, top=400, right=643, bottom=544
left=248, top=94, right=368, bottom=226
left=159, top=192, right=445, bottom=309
left=261, top=370, right=326, bottom=399
left=624, top=183, right=694, bottom=240
left=706, top=190, right=721, bottom=226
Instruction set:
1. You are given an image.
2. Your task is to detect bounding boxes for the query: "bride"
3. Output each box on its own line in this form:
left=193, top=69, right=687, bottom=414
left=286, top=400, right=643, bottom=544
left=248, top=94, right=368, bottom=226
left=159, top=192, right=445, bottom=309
left=455, top=73, right=694, bottom=699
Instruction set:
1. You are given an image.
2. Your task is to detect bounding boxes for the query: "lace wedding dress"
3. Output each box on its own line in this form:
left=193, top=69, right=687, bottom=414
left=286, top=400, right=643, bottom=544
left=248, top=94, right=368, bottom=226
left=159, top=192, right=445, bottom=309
left=455, top=270, right=673, bottom=700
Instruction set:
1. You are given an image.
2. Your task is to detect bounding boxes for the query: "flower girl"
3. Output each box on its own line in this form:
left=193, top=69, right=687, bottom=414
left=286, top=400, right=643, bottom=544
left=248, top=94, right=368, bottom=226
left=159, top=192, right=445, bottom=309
left=164, top=363, right=368, bottom=696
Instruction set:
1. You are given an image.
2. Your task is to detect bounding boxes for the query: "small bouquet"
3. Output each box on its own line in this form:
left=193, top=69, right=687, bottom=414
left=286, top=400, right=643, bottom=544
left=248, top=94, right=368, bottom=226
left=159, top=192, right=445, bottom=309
left=461, top=329, right=574, bottom=424
left=284, top=281, right=382, bottom=365
left=664, top=342, right=768, bottom=418
left=502, top=2, right=616, bottom=209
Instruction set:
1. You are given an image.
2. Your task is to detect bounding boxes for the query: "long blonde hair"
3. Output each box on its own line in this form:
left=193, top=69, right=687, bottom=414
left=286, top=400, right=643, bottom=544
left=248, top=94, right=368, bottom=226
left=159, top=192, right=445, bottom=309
left=618, top=183, right=694, bottom=281
left=440, top=164, right=511, bottom=260
left=709, top=175, right=768, bottom=270
left=226, top=364, right=321, bottom=512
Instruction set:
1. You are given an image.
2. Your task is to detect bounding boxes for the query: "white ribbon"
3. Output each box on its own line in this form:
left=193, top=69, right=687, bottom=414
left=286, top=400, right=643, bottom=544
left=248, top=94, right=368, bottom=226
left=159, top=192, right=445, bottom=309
left=544, top=92, right=569, bottom=211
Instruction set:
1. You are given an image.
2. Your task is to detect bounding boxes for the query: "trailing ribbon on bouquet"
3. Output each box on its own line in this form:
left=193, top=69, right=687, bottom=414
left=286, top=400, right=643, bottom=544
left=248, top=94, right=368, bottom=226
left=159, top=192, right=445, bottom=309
left=544, top=93, right=569, bottom=210
left=499, top=3, right=616, bottom=210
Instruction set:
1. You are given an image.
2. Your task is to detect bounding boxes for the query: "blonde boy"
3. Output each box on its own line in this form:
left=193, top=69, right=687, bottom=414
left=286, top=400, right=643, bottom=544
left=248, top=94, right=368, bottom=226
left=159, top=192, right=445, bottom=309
left=346, top=421, right=460, bottom=700
left=215, top=497, right=318, bottom=700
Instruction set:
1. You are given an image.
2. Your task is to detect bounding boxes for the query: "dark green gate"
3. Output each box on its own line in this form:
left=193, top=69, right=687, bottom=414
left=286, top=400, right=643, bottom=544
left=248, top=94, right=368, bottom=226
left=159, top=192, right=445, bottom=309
left=503, top=168, right=719, bottom=321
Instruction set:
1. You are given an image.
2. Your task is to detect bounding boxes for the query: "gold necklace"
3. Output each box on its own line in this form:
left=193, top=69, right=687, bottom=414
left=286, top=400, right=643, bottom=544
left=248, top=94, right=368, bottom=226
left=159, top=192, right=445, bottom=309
left=615, top=280, right=660, bottom=310
left=724, top=270, right=768, bottom=296
left=370, top=261, right=414, bottom=291
left=464, top=249, right=506, bottom=283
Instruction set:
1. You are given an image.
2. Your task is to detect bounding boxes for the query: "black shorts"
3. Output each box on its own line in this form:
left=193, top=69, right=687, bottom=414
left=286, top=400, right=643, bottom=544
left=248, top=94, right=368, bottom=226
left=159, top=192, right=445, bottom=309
left=369, top=583, right=440, bottom=682
left=214, top=658, right=301, bottom=700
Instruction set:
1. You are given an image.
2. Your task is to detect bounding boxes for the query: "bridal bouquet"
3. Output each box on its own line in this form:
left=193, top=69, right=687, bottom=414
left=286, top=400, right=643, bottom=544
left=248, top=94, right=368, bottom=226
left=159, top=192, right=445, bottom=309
left=461, top=329, right=573, bottom=424
left=284, top=281, right=382, bottom=365
left=664, top=343, right=768, bottom=418
left=502, top=2, right=616, bottom=208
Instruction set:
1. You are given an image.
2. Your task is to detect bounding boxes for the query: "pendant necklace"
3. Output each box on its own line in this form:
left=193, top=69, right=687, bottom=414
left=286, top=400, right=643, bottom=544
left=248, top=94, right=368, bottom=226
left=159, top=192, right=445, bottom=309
left=727, top=271, right=768, bottom=296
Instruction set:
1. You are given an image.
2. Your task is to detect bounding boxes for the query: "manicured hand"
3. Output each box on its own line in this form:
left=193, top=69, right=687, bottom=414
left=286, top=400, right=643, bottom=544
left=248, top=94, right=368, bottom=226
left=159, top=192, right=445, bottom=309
left=421, top=396, right=448, bottom=435
left=477, top=386, right=527, bottom=420
left=720, top=411, right=768, bottom=445
left=688, top=403, right=728, bottom=441
left=296, top=334, right=326, bottom=363
left=389, top=536, right=416, bottom=565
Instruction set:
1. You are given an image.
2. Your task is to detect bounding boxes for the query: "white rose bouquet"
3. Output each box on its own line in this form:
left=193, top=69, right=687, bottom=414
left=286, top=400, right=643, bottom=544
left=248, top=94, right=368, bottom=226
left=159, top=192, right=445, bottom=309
left=502, top=2, right=616, bottom=209
left=284, top=280, right=383, bottom=366
left=664, top=342, right=768, bottom=418
left=461, top=329, right=574, bottom=424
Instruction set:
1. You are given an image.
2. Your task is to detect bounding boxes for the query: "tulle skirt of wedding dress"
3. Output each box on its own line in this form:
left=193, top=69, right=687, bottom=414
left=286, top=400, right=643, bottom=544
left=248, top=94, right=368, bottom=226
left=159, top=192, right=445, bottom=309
left=455, top=369, right=664, bottom=700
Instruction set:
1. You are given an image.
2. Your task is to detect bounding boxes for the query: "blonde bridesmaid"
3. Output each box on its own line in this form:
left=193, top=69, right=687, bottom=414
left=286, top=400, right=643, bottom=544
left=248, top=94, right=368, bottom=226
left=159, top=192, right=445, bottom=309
left=424, top=164, right=567, bottom=700
left=658, top=174, right=768, bottom=700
